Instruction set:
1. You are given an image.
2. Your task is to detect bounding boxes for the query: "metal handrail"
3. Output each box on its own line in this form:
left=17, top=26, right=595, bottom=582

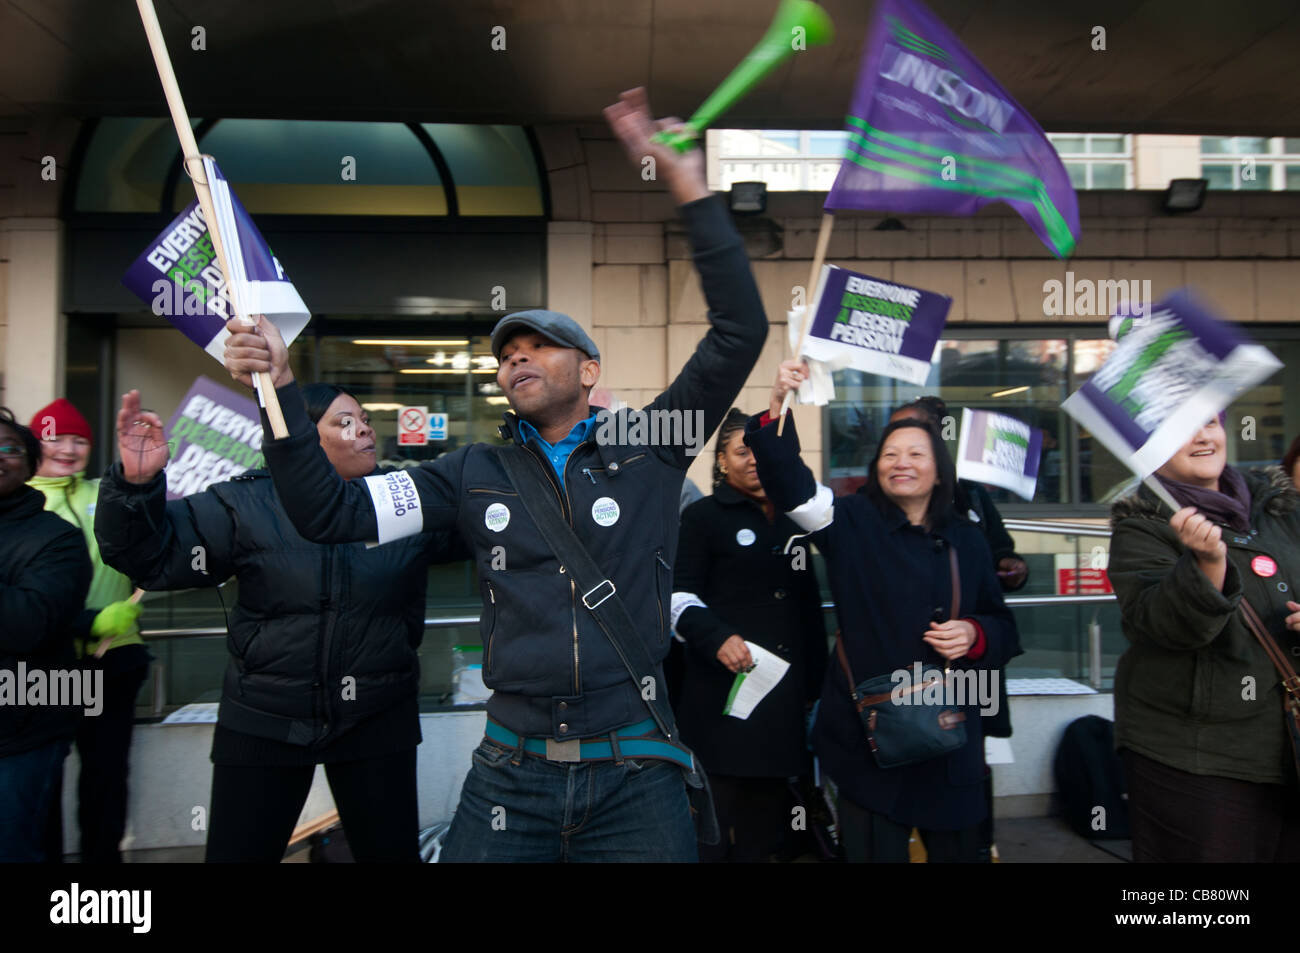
left=140, top=615, right=484, bottom=639
left=1002, top=518, right=1111, bottom=538
left=1005, top=594, right=1113, bottom=607
left=141, top=590, right=1116, bottom=640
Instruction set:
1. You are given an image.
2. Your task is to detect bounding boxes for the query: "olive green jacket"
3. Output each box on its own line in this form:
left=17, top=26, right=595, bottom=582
left=1109, top=466, right=1300, bottom=785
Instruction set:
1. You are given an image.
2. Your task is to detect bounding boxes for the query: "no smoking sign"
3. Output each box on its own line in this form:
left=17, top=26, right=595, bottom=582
left=398, top=405, right=428, bottom=446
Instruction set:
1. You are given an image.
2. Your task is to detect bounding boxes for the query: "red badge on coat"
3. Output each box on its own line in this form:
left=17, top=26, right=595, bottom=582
left=1251, top=555, right=1277, bottom=578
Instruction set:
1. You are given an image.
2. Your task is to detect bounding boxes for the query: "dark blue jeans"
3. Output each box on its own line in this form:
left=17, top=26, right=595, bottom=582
left=0, top=738, right=71, bottom=863
left=441, top=738, right=698, bottom=862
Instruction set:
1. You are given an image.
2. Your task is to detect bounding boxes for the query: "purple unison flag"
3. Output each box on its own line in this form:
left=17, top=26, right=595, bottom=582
left=956, top=408, right=1043, bottom=501
left=1062, top=289, right=1281, bottom=479
left=122, top=158, right=310, bottom=363
left=826, top=0, right=1080, bottom=259
left=799, top=264, right=950, bottom=385
left=163, top=376, right=265, bottom=500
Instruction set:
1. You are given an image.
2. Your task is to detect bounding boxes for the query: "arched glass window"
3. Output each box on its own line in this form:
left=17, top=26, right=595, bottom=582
left=183, top=119, right=446, bottom=215
left=72, top=118, right=546, bottom=218
left=73, top=117, right=196, bottom=212
left=423, top=124, right=544, bottom=216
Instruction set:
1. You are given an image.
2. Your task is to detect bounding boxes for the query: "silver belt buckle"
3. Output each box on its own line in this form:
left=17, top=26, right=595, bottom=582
left=545, top=738, right=582, bottom=762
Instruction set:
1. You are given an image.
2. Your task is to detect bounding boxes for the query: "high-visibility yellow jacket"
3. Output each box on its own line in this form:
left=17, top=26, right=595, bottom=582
left=28, top=471, right=142, bottom=657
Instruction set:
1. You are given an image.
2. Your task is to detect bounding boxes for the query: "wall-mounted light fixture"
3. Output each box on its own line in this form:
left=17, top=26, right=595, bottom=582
left=729, top=181, right=767, bottom=215
left=1162, top=178, right=1207, bottom=213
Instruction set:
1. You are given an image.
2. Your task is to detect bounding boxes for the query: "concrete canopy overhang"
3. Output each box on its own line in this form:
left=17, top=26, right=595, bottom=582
left=2, top=0, right=1298, bottom=135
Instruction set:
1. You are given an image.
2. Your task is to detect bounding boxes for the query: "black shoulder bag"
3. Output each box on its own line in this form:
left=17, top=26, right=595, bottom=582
left=836, top=545, right=969, bottom=769
left=496, top=445, right=720, bottom=846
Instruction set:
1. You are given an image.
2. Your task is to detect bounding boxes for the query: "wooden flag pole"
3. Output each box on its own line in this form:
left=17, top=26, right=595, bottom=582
left=135, top=0, right=288, bottom=439
left=1142, top=475, right=1181, bottom=513
left=777, top=213, right=835, bottom=436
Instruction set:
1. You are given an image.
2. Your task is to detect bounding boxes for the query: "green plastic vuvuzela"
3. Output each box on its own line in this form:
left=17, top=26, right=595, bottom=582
left=652, top=0, right=834, bottom=153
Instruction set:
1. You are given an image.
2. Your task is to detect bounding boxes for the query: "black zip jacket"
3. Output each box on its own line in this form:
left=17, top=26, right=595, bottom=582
left=0, top=486, right=92, bottom=758
left=260, top=195, right=768, bottom=740
left=94, top=464, right=465, bottom=748
left=672, top=484, right=827, bottom=777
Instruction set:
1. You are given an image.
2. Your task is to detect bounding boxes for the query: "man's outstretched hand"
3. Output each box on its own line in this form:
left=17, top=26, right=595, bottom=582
left=604, top=88, right=709, bottom=205
left=223, top=314, right=293, bottom=390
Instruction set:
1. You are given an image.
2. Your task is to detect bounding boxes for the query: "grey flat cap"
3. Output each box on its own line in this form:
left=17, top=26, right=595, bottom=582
left=490, top=310, right=600, bottom=362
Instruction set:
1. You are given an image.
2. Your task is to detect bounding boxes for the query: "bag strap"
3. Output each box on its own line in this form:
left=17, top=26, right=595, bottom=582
left=834, top=631, right=857, bottom=698
left=949, top=544, right=961, bottom=622
left=495, top=444, right=679, bottom=742
left=1239, top=597, right=1300, bottom=701
left=834, top=542, right=961, bottom=696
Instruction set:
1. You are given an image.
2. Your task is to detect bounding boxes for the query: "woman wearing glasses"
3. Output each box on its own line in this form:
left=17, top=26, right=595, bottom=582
left=0, top=408, right=91, bottom=862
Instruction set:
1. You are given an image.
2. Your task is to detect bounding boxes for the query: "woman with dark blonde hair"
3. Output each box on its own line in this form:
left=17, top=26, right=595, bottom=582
left=1110, top=415, right=1300, bottom=861
left=1282, top=431, right=1300, bottom=492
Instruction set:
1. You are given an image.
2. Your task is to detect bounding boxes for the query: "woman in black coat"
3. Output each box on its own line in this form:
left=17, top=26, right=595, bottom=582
left=0, top=408, right=91, bottom=862
left=746, top=363, right=1022, bottom=863
left=95, top=386, right=466, bottom=863
left=672, top=409, right=827, bottom=862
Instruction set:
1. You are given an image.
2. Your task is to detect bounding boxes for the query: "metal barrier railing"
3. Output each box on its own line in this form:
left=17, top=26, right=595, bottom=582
left=139, top=516, right=1120, bottom=707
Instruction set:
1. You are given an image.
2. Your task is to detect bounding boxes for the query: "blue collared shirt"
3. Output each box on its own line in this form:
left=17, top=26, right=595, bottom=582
left=518, top=415, right=596, bottom=488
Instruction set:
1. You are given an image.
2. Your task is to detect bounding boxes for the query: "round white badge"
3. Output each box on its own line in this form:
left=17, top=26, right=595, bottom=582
left=736, top=528, right=757, bottom=546
left=591, top=496, right=620, bottom=527
left=484, top=502, right=510, bottom=533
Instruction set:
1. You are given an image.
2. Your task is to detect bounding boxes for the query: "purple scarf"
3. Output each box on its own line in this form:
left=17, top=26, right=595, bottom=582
left=1156, top=465, right=1253, bottom=534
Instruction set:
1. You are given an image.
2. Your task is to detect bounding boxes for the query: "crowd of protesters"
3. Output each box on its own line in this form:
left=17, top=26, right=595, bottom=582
left=6, top=377, right=1299, bottom=865
left=4, top=90, right=1299, bottom=865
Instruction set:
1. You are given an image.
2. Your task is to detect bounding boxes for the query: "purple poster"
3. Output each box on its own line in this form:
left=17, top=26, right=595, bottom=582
left=163, top=376, right=265, bottom=500
left=799, top=265, right=951, bottom=385
left=1062, top=289, right=1281, bottom=479
left=825, top=0, right=1080, bottom=259
left=121, top=157, right=310, bottom=364
left=956, top=409, right=1043, bottom=501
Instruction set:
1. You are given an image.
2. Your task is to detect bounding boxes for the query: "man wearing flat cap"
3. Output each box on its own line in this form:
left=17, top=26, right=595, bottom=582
left=221, top=88, right=768, bottom=862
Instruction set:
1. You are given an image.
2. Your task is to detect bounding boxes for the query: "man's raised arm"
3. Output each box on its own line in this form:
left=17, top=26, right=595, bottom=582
left=223, top=315, right=461, bottom=545
left=604, top=89, right=768, bottom=468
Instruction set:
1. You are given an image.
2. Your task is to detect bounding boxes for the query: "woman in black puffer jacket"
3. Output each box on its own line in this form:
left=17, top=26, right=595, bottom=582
left=95, top=385, right=466, bottom=863
left=0, top=408, right=92, bottom=862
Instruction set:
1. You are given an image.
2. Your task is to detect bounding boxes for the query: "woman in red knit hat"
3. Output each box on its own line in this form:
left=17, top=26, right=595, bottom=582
left=28, top=398, right=151, bottom=863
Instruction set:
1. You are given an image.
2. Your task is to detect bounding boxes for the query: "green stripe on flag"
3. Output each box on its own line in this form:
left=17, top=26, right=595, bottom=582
left=894, top=36, right=947, bottom=60
left=839, top=148, right=1076, bottom=258
left=887, top=16, right=949, bottom=61
left=841, top=117, right=1077, bottom=257
left=846, top=130, right=1032, bottom=193
left=847, top=116, right=1038, bottom=185
left=989, top=428, right=1030, bottom=449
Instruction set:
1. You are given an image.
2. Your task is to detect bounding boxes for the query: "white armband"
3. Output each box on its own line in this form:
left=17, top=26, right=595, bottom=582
left=786, top=483, right=835, bottom=533
left=363, top=470, right=424, bottom=545
left=670, top=591, right=707, bottom=643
